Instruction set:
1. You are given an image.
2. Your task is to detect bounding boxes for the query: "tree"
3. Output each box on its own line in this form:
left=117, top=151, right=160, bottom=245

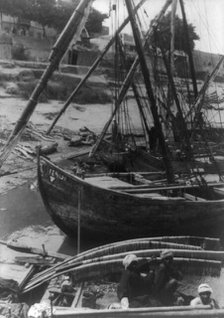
left=0, top=0, right=28, bottom=18
left=0, top=0, right=106, bottom=36
left=151, top=12, right=200, bottom=53
left=24, top=0, right=57, bottom=36
left=85, top=8, right=107, bottom=35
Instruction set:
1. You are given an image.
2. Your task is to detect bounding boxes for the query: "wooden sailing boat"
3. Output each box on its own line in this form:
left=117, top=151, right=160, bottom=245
left=37, top=0, right=224, bottom=241
left=22, top=236, right=224, bottom=317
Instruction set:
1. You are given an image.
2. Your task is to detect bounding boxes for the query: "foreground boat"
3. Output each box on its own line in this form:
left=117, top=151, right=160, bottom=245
left=38, top=154, right=224, bottom=240
left=24, top=236, right=224, bottom=317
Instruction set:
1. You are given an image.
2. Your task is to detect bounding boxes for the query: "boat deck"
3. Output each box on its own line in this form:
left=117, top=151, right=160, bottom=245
left=85, top=175, right=224, bottom=201
left=86, top=176, right=135, bottom=188
left=85, top=176, right=173, bottom=199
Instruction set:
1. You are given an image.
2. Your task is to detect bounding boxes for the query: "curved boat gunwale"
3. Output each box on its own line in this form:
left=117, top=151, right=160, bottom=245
left=38, top=155, right=224, bottom=205
left=23, top=255, right=222, bottom=293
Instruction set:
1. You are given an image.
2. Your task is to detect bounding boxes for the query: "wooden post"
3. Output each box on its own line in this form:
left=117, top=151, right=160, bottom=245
left=77, top=188, right=81, bottom=254
left=170, top=0, right=177, bottom=73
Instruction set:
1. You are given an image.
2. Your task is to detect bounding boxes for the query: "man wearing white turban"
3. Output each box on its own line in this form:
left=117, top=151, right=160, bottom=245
left=190, top=283, right=219, bottom=308
left=117, top=254, right=155, bottom=308
left=122, top=254, right=138, bottom=270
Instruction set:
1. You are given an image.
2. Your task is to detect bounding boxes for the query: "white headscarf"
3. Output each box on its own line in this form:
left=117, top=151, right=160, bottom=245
left=198, top=283, right=213, bottom=294
left=122, top=254, right=138, bottom=270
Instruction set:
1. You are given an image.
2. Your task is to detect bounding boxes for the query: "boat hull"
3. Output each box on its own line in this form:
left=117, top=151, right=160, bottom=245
left=38, top=156, right=224, bottom=241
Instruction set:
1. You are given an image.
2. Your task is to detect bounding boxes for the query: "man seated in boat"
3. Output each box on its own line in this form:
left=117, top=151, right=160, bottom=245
left=154, top=249, right=184, bottom=306
left=190, top=283, right=219, bottom=309
left=117, top=254, right=156, bottom=308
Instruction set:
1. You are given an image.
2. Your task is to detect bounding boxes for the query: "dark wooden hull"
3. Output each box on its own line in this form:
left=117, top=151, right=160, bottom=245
left=38, top=156, right=224, bottom=241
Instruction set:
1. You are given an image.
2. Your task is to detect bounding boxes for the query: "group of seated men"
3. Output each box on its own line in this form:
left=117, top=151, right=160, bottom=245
left=109, top=249, right=219, bottom=310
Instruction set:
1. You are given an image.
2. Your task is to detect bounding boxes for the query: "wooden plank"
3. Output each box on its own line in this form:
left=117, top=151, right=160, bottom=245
left=86, top=176, right=134, bottom=188
left=110, top=181, right=224, bottom=192
left=19, top=265, right=35, bottom=290
left=15, top=256, right=55, bottom=266
left=133, top=173, right=153, bottom=185
left=52, top=148, right=90, bottom=163
left=85, top=171, right=165, bottom=178
left=214, top=187, right=224, bottom=196
left=52, top=305, right=215, bottom=318
left=133, top=193, right=170, bottom=199
left=71, top=282, right=85, bottom=308
left=4, top=241, right=68, bottom=260
left=183, top=193, right=206, bottom=202
left=49, top=287, right=77, bottom=297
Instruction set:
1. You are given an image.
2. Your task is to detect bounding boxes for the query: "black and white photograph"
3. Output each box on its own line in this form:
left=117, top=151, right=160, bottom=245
left=0, top=0, right=224, bottom=316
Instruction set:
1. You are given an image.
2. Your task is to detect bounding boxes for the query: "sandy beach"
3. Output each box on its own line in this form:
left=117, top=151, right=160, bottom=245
left=0, top=60, right=116, bottom=194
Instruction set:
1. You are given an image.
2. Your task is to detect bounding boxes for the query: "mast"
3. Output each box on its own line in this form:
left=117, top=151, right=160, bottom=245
left=0, top=0, right=92, bottom=168
left=168, top=0, right=177, bottom=105
left=46, top=0, right=147, bottom=135
left=170, top=0, right=177, bottom=73
left=179, top=0, right=198, bottom=99
left=124, top=0, right=174, bottom=183
left=158, top=39, right=192, bottom=159
left=117, top=36, right=151, bottom=150
left=90, top=0, right=172, bottom=157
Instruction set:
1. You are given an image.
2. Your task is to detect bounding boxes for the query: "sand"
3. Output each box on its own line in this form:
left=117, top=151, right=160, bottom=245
left=0, top=94, right=114, bottom=194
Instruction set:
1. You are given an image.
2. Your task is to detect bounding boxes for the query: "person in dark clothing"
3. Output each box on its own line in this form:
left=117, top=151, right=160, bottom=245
left=148, top=126, right=159, bottom=153
left=154, top=250, right=183, bottom=306
left=117, top=254, right=155, bottom=308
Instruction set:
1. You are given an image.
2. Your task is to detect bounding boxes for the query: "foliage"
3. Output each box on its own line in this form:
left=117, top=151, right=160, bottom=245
left=151, top=12, right=200, bottom=53
left=85, top=8, right=108, bottom=35
left=0, top=0, right=106, bottom=35
left=25, top=0, right=58, bottom=30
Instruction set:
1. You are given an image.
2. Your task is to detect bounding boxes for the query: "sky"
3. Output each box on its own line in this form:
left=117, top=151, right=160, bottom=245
left=92, top=0, right=224, bottom=54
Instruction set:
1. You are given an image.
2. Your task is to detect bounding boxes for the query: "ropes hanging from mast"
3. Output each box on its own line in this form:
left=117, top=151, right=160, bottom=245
left=90, top=0, right=173, bottom=158
left=124, top=0, right=174, bottom=183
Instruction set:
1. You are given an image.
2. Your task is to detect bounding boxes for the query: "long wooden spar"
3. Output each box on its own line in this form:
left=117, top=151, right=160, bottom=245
left=46, top=0, right=147, bottom=135
left=125, top=0, right=174, bottom=183
left=0, top=0, right=92, bottom=169
left=89, top=0, right=172, bottom=158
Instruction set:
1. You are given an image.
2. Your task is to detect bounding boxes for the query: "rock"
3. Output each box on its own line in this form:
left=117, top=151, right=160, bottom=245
left=79, top=126, right=88, bottom=132
left=17, top=70, right=35, bottom=82
left=5, top=82, right=19, bottom=95
left=68, top=137, right=83, bottom=147
left=37, top=142, right=58, bottom=155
